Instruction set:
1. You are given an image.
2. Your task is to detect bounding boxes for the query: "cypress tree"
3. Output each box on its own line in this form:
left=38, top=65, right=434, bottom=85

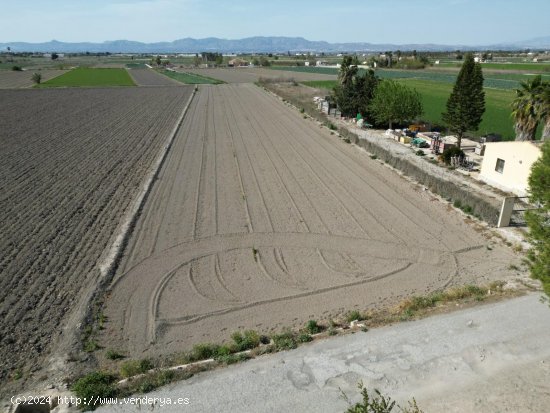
left=442, top=53, right=485, bottom=148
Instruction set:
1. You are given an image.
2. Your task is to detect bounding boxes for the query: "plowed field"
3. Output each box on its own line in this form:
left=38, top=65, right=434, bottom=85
left=184, top=67, right=337, bottom=83
left=0, top=86, right=193, bottom=383
left=128, top=68, right=182, bottom=86
left=0, top=70, right=65, bottom=88
left=102, top=84, right=519, bottom=357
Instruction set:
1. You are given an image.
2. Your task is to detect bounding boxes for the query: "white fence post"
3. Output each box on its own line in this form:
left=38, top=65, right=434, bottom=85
left=497, top=197, right=515, bottom=228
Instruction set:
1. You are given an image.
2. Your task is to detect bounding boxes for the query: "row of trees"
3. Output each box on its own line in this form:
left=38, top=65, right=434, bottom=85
left=332, top=56, right=423, bottom=128
left=333, top=53, right=489, bottom=149
left=333, top=53, right=550, bottom=146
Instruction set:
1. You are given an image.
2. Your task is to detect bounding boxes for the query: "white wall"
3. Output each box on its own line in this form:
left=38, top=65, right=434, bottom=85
left=479, top=141, right=542, bottom=196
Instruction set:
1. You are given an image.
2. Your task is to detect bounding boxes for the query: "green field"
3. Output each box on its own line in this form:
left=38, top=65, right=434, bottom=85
left=301, top=78, right=528, bottom=140
left=159, top=70, right=224, bottom=84
left=272, top=65, right=550, bottom=90
left=40, top=67, right=136, bottom=87
left=438, top=62, right=550, bottom=72
left=397, top=79, right=519, bottom=139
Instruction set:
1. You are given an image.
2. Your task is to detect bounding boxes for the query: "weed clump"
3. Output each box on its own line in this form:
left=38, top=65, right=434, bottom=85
left=120, top=359, right=153, bottom=378
left=305, top=319, right=321, bottom=334
left=72, top=372, right=118, bottom=411
left=272, top=329, right=297, bottom=351
left=346, top=310, right=365, bottom=323
left=106, top=349, right=125, bottom=360
left=231, top=330, right=260, bottom=352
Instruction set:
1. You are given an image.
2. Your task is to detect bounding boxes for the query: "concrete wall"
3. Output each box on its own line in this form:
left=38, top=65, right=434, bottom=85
left=479, top=141, right=542, bottom=196
left=341, top=129, right=503, bottom=226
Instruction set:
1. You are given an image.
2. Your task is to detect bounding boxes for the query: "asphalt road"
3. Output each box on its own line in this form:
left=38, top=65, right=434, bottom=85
left=98, top=293, right=550, bottom=413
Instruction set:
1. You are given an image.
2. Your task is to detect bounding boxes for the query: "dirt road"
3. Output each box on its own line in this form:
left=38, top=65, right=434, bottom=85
left=102, top=83, right=520, bottom=357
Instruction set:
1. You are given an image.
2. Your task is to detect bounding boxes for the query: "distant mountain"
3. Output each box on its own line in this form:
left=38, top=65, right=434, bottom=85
left=1, top=36, right=549, bottom=54
left=492, top=36, right=550, bottom=50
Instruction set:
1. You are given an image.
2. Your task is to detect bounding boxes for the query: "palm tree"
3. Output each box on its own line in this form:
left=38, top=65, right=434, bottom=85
left=338, top=55, right=358, bottom=86
left=538, top=82, right=550, bottom=141
left=511, top=75, right=543, bottom=141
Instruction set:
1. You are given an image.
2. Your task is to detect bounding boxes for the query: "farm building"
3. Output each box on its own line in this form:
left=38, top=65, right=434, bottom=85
left=478, top=141, right=542, bottom=196
left=228, top=58, right=249, bottom=67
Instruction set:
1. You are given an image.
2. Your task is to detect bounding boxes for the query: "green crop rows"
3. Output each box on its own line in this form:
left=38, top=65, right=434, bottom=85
left=40, top=67, right=136, bottom=87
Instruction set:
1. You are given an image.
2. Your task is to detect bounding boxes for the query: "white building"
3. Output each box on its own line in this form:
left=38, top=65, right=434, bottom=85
left=478, top=141, right=543, bottom=196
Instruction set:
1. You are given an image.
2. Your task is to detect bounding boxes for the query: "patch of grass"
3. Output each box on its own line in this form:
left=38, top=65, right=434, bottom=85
left=512, top=243, right=523, bottom=253
left=252, top=247, right=259, bottom=261
left=453, top=199, right=474, bottom=215
left=346, top=310, right=365, bottom=323
left=120, top=359, right=154, bottom=378
left=189, top=343, right=221, bottom=362
left=216, top=353, right=250, bottom=365
left=12, top=368, right=23, bottom=381
left=415, top=150, right=425, bottom=156
left=84, top=339, right=101, bottom=353
left=72, top=372, right=118, bottom=411
left=120, top=368, right=198, bottom=397
left=301, top=79, right=338, bottom=89
left=395, top=78, right=538, bottom=140
left=40, top=67, right=136, bottom=87
left=395, top=285, right=490, bottom=319
left=370, top=154, right=378, bottom=160
left=305, top=319, right=321, bottom=334
left=105, top=349, right=125, bottom=360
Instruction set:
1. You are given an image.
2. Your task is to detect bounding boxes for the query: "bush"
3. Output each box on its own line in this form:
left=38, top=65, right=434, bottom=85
left=272, top=329, right=297, bottom=351
left=31, top=72, right=41, bottom=84
left=11, top=65, right=22, bottom=71
left=189, top=343, right=221, bottom=361
left=120, top=359, right=153, bottom=378
left=231, top=330, right=260, bottom=352
left=72, top=372, right=117, bottom=411
left=442, top=147, right=464, bottom=165
left=298, top=333, right=313, bottom=343
left=105, top=349, right=125, bottom=360
left=346, top=310, right=365, bottom=323
left=305, top=319, right=321, bottom=334
left=415, top=150, right=425, bottom=156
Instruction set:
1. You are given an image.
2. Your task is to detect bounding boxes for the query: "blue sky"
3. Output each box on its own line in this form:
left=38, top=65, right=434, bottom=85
left=2, top=0, right=549, bottom=45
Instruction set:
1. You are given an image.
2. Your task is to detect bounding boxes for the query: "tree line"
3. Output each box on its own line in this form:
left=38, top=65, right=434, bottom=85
left=332, top=56, right=424, bottom=130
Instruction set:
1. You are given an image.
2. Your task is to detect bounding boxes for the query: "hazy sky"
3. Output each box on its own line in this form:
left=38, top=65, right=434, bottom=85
left=2, top=0, right=549, bottom=45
